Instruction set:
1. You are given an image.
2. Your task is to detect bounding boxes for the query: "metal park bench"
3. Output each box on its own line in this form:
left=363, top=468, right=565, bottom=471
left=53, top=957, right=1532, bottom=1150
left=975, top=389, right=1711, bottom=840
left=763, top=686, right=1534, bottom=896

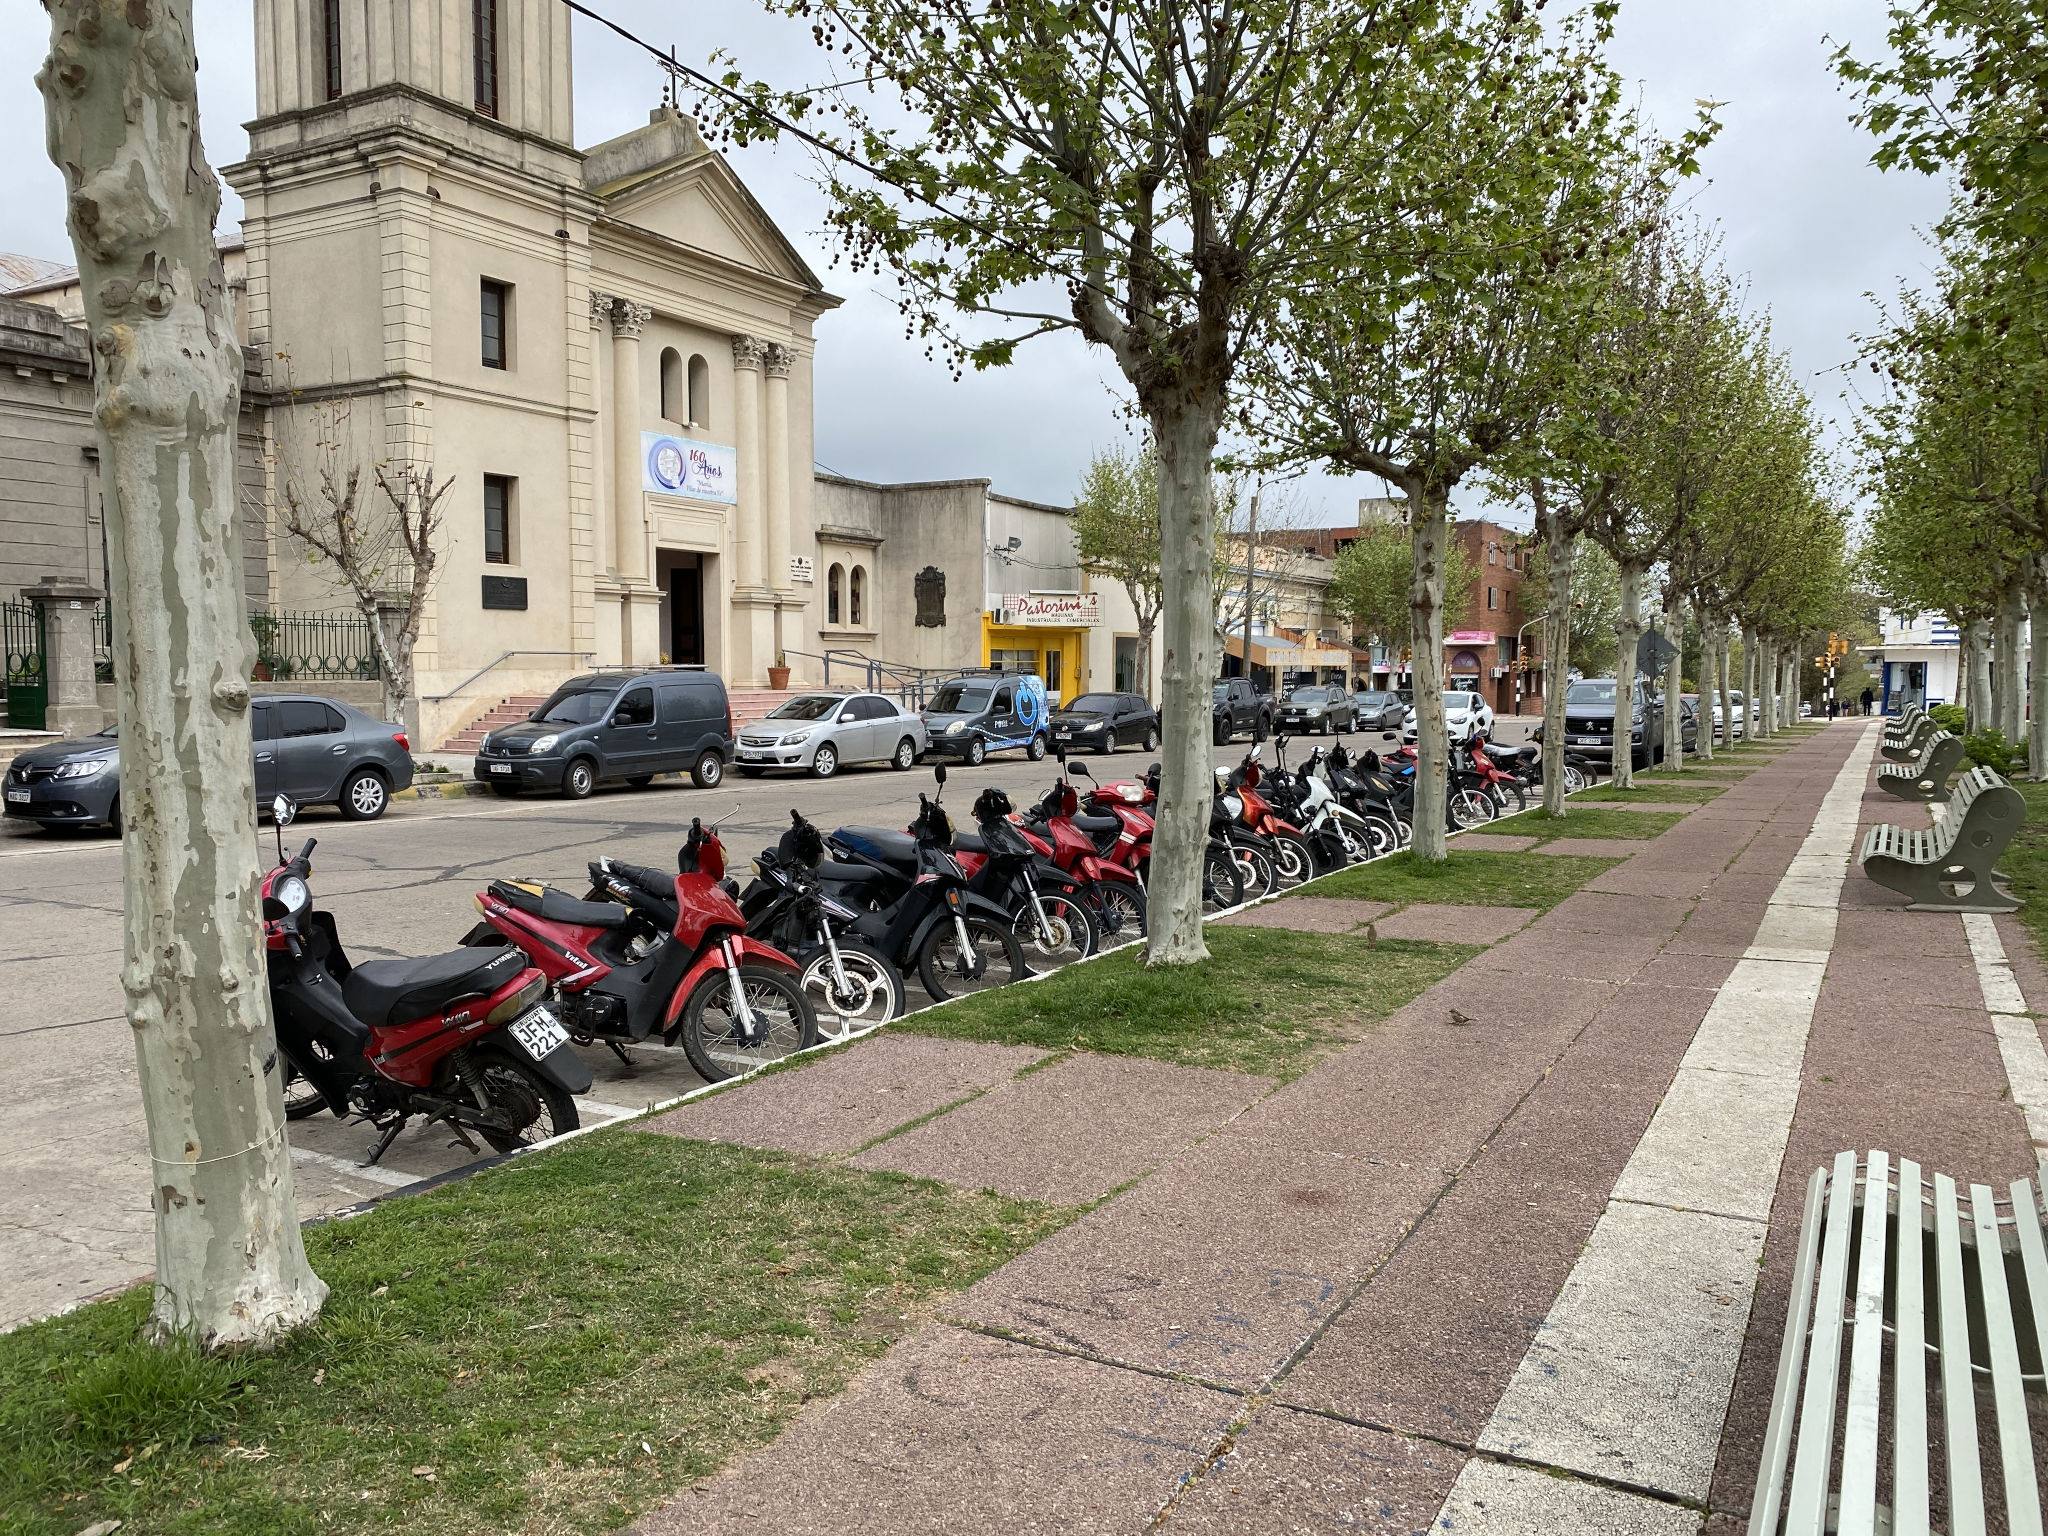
left=1883, top=708, right=1935, bottom=763
left=1876, top=729, right=1966, bottom=801
left=1859, top=764, right=2025, bottom=913
left=1747, top=1150, right=2045, bottom=1536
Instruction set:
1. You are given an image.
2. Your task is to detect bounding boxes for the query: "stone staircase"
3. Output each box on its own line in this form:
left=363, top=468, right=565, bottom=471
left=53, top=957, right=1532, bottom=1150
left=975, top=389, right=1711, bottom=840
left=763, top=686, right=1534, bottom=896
left=436, top=687, right=812, bottom=754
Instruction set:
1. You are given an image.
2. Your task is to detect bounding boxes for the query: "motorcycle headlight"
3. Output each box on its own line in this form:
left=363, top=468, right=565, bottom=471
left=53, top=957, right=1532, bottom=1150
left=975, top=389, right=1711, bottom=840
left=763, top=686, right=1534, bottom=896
left=528, top=733, right=560, bottom=754
left=947, top=720, right=967, bottom=735
left=275, top=875, right=310, bottom=914
left=54, top=757, right=111, bottom=779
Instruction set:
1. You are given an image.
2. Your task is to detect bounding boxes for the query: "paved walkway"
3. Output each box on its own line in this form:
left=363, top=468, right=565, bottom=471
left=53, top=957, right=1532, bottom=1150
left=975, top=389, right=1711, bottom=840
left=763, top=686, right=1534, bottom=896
left=622, top=723, right=2048, bottom=1534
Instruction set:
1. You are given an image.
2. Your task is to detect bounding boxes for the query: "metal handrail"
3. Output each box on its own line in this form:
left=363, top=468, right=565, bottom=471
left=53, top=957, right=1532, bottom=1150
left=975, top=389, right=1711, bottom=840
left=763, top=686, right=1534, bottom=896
left=424, top=650, right=592, bottom=702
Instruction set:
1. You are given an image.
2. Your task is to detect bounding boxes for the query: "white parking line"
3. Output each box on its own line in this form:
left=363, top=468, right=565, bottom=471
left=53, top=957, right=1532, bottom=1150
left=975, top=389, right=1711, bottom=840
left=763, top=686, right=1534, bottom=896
left=1962, top=913, right=2048, bottom=1175
left=290, top=1145, right=416, bottom=1189
left=1436, top=723, right=1878, bottom=1526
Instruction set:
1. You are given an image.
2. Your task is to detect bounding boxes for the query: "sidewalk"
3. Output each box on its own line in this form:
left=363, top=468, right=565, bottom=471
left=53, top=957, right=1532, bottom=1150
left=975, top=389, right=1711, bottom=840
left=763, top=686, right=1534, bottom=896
left=622, top=723, right=2047, bottom=1534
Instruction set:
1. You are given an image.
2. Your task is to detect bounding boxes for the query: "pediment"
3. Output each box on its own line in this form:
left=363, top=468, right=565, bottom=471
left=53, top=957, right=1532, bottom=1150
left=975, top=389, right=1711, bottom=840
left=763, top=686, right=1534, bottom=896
left=595, top=149, right=820, bottom=290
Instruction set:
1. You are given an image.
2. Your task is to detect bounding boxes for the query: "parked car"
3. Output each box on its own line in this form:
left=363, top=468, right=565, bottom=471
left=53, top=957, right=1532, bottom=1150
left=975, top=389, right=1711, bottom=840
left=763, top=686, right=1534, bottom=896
left=1558, top=676, right=1664, bottom=768
left=1709, top=689, right=1748, bottom=739
left=1277, top=683, right=1355, bottom=736
left=1212, top=678, right=1271, bottom=744
left=921, top=671, right=1051, bottom=765
left=1676, top=696, right=1701, bottom=752
left=1400, top=690, right=1496, bottom=743
left=1048, top=691, right=1160, bottom=754
left=734, top=691, right=926, bottom=778
left=473, top=668, right=731, bottom=798
left=1350, top=689, right=1406, bottom=732
left=5, top=694, right=414, bottom=830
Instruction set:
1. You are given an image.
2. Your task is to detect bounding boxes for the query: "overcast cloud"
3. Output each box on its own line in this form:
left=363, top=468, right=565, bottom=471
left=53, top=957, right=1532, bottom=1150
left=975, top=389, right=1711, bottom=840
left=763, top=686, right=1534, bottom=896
left=0, top=2, right=1948, bottom=528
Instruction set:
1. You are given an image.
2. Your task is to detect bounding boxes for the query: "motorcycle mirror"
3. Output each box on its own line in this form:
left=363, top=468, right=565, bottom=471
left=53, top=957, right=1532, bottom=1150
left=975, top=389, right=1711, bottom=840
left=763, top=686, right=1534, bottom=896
left=1054, top=744, right=1067, bottom=764
left=933, top=763, right=948, bottom=787
left=271, top=795, right=295, bottom=865
left=1068, top=760, right=1093, bottom=778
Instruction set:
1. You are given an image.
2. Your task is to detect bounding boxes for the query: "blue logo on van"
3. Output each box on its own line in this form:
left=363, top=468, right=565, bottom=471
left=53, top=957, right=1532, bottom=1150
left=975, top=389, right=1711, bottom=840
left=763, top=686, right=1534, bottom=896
left=1015, top=674, right=1048, bottom=732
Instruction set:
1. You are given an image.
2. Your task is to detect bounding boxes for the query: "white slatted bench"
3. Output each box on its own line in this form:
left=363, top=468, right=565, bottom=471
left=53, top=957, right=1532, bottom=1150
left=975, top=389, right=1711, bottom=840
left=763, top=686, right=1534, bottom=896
left=1860, top=764, right=2024, bottom=913
left=1877, top=729, right=1966, bottom=801
left=1883, top=710, right=1936, bottom=764
left=1748, top=1150, right=2046, bottom=1536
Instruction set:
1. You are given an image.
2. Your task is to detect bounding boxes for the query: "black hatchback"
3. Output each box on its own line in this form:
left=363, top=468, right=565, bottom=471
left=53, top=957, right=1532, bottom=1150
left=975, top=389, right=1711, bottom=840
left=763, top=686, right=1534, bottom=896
left=473, top=669, right=733, bottom=798
left=1048, top=691, right=1160, bottom=754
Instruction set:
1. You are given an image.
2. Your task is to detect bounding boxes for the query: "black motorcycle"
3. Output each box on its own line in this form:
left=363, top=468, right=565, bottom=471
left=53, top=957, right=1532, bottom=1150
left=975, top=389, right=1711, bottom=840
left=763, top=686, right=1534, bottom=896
left=738, top=811, right=907, bottom=1037
left=957, top=785, right=1100, bottom=968
left=820, top=765, right=1031, bottom=1001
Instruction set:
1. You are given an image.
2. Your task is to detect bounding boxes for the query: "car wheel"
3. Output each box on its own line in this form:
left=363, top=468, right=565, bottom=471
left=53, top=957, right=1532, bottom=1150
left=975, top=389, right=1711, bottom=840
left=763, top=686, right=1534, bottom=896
left=338, top=768, right=389, bottom=820
left=561, top=757, right=597, bottom=799
left=891, top=737, right=917, bottom=770
left=488, top=782, right=522, bottom=798
left=810, top=743, right=839, bottom=779
left=626, top=774, right=654, bottom=789
left=1026, top=733, right=1048, bottom=762
left=966, top=737, right=987, bottom=767
left=1143, top=725, right=1159, bottom=753
left=1213, top=719, right=1229, bottom=746
left=1254, top=714, right=1270, bottom=742
left=692, top=750, right=725, bottom=789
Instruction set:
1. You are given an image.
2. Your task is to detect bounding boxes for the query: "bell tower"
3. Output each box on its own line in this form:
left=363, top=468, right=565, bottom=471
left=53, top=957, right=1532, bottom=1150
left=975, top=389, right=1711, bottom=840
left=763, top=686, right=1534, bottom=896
left=251, top=0, right=573, bottom=143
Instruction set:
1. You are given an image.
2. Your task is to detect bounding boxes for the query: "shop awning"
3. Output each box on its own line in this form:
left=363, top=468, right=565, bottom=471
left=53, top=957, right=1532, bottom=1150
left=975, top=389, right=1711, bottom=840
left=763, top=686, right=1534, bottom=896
left=1221, top=633, right=1355, bottom=669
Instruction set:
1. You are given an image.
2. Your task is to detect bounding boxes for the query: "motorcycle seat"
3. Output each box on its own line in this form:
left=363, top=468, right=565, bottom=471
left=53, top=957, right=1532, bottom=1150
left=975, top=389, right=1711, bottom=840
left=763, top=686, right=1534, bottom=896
left=1481, top=742, right=1531, bottom=762
left=833, top=826, right=920, bottom=868
left=490, top=879, right=632, bottom=930
left=1072, top=814, right=1122, bottom=835
left=343, top=945, right=528, bottom=1031
left=817, top=860, right=879, bottom=883
left=953, top=830, right=987, bottom=854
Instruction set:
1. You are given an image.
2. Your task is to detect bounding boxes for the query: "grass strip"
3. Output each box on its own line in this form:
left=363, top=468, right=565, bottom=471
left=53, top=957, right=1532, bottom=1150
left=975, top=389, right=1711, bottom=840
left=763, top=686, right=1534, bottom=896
left=1575, top=781, right=1727, bottom=804
left=1994, top=778, right=2048, bottom=962
left=893, top=925, right=1476, bottom=1081
left=1304, top=847, right=1620, bottom=911
left=0, top=1134, right=1073, bottom=1536
left=1488, top=806, right=1685, bottom=841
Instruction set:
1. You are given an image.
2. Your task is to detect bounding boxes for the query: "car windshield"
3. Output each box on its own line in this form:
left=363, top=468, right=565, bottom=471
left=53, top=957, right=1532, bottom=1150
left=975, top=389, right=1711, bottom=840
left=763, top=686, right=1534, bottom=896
left=767, top=695, right=842, bottom=721
left=534, top=685, right=615, bottom=725
left=1567, top=681, right=1618, bottom=706
left=1065, top=694, right=1118, bottom=714
left=1288, top=688, right=1328, bottom=703
left=1212, top=684, right=1233, bottom=699
left=1358, top=692, right=1392, bottom=705
left=929, top=682, right=991, bottom=714
left=1444, top=693, right=1477, bottom=711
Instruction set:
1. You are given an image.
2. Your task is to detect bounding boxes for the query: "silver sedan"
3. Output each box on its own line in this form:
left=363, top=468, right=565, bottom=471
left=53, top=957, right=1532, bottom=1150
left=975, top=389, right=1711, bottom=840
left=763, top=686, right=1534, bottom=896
left=733, top=691, right=929, bottom=778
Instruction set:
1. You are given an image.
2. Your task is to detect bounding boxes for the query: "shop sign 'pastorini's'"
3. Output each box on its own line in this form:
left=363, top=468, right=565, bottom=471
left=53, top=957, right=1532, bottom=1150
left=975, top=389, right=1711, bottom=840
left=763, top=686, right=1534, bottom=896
left=1005, top=593, right=1102, bottom=627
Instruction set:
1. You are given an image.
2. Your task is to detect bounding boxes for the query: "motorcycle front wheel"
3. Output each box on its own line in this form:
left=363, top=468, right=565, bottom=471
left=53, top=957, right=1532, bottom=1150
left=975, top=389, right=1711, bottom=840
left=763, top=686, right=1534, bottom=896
left=460, top=1046, right=579, bottom=1152
left=1490, top=779, right=1527, bottom=815
left=796, top=940, right=904, bottom=1041
left=1268, top=832, right=1316, bottom=889
left=280, top=1040, right=334, bottom=1121
left=1201, top=846, right=1247, bottom=912
left=1449, top=788, right=1497, bottom=830
left=1087, top=882, right=1148, bottom=947
left=681, top=965, right=818, bottom=1083
left=1229, top=841, right=1278, bottom=901
left=1563, top=762, right=1590, bottom=794
left=1011, top=890, right=1097, bottom=968
left=918, top=914, right=1030, bottom=1001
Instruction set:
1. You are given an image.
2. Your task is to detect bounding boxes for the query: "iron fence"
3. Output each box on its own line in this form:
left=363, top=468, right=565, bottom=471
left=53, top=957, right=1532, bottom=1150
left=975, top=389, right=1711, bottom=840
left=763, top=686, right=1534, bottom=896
left=4, top=600, right=47, bottom=730
left=249, top=608, right=382, bottom=682
left=92, top=603, right=114, bottom=683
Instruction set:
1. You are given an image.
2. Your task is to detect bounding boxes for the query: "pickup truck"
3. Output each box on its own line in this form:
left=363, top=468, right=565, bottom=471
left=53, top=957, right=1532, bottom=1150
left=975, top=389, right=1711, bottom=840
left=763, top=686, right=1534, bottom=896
left=1557, top=676, right=1665, bottom=769
left=1211, top=678, right=1272, bottom=744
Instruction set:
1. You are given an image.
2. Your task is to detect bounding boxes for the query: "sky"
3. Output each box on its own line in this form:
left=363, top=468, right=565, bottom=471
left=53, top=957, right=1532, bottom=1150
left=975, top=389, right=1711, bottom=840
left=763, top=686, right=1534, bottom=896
left=0, top=2, right=1950, bottom=530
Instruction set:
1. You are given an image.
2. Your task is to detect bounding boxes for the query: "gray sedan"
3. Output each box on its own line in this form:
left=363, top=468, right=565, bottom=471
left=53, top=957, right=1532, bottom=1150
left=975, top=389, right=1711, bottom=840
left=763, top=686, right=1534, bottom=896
left=4, top=694, right=414, bottom=831
left=733, top=691, right=929, bottom=778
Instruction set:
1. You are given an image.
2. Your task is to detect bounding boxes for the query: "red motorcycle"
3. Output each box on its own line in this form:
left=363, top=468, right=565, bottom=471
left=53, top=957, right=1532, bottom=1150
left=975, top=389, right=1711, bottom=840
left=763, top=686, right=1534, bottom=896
left=469, top=817, right=817, bottom=1083
left=263, top=804, right=590, bottom=1164
left=1218, top=751, right=1316, bottom=889
left=1090, top=763, right=1249, bottom=912
left=1017, top=759, right=1148, bottom=942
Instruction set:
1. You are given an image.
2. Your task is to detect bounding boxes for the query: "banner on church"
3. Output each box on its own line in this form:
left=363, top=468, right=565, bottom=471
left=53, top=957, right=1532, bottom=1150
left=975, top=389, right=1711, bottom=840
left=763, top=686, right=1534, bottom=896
left=642, top=433, right=737, bottom=504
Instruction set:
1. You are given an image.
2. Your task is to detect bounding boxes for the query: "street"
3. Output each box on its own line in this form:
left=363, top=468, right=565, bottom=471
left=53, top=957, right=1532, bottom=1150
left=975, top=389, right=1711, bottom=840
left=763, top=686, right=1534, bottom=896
left=4, top=722, right=1478, bottom=1329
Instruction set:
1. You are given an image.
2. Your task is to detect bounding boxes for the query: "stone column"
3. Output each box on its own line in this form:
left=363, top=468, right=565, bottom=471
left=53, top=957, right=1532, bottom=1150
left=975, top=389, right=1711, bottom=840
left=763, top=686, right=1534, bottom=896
left=610, top=299, right=651, bottom=585
left=764, top=343, right=794, bottom=596
left=24, top=578, right=106, bottom=737
left=588, top=290, right=615, bottom=581
left=731, top=335, right=767, bottom=592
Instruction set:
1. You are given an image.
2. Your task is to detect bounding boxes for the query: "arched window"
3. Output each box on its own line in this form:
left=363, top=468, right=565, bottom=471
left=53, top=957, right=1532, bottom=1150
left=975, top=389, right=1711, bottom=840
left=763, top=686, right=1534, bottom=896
left=687, top=353, right=710, bottom=427
left=659, top=348, right=684, bottom=424
left=827, top=564, right=844, bottom=626
left=850, top=565, right=867, bottom=627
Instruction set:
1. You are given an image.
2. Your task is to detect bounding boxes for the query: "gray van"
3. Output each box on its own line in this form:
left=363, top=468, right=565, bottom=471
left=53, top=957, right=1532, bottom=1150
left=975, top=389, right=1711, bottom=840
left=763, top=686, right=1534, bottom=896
left=472, top=669, right=732, bottom=798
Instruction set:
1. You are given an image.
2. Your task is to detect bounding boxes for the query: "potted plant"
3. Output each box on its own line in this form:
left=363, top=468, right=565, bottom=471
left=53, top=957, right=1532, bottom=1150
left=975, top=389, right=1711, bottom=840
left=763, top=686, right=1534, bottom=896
left=768, top=649, right=790, bottom=690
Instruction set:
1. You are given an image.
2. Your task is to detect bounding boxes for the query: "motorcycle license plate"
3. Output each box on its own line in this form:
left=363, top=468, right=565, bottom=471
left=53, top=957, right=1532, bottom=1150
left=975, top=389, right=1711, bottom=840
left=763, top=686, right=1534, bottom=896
left=509, top=1006, right=569, bottom=1058
left=489, top=762, right=514, bottom=774
left=4, top=789, right=27, bottom=804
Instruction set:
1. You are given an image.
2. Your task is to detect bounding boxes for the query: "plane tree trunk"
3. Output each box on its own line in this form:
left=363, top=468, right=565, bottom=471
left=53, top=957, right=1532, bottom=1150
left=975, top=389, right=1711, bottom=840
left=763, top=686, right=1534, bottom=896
left=38, top=0, right=326, bottom=1348
left=1539, top=509, right=1576, bottom=815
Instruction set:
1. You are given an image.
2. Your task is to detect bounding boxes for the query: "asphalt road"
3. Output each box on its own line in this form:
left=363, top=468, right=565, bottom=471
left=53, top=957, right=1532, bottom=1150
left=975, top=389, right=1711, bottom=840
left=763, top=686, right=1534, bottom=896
left=0, top=713, right=1540, bottom=1328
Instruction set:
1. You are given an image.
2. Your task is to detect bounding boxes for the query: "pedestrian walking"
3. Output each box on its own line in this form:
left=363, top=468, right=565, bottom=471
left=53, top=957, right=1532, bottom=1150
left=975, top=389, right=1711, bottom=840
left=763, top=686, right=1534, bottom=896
left=1860, top=686, right=1874, bottom=716
left=1828, top=697, right=1840, bottom=720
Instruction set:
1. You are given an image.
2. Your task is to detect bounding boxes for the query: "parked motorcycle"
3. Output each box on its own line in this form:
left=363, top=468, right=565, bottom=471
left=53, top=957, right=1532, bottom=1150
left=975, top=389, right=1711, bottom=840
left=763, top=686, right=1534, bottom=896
left=470, top=816, right=817, bottom=1083
left=1021, top=759, right=1148, bottom=945
left=820, top=765, right=1032, bottom=1000
left=1087, top=764, right=1249, bottom=913
left=738, top=810, right=907, bottom=1038
left=265, top=797, right=591, bottom=1162
left=954, top=785, right=1100, bottom=967
left=1263, top=736, right=1373, bottom=870
left=1217, top=750, right=1316, bottom=889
